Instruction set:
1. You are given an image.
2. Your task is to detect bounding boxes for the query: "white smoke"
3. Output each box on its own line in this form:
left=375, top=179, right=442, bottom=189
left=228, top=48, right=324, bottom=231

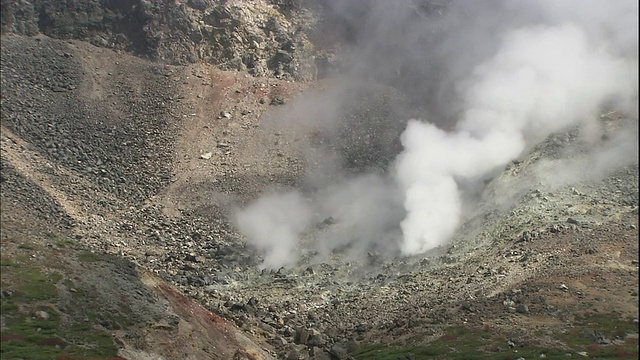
left=312, top=174, right=405, bottom=258
left=235, top=0, right=638, bottom=267
left=396, top=21, right=637, bottom=255
left=235, top=192, right=312, bottom=269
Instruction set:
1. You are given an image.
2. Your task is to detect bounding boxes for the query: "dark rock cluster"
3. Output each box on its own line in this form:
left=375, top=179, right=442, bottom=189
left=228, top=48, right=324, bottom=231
left=1, top=34, right=175, bottom=202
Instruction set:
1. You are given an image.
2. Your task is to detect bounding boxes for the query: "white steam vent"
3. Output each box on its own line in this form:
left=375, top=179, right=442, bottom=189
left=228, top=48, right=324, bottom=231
left=236, top=0, right=639, bottom=269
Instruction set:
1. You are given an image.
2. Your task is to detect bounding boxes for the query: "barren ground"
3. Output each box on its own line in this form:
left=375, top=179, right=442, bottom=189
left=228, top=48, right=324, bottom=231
left=1, top=33, right=638, bottom=360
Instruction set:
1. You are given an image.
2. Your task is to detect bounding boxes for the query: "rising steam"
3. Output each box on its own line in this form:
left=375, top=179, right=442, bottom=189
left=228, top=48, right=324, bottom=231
left=235, top=192, right=312, bottom=269
left=236, top=0, right=638, bottom=268
left=397, top=23, right=636, bottom=254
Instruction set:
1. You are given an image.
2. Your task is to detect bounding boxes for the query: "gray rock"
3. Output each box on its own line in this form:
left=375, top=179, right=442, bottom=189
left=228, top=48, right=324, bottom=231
left=310, top=347, right=331, bottom=360
left=33, top=310, right=50, bottom=320
left=296, top=328, right=311, bottom=344
left=287, top=344, right=309, bottom=360
left=516, top=304, right=530, bottom=314
left=184, top=253, right=204, bottom=262
left=307, top=329, right=327, bottom=347
left=145, top=249, right=161, bottom=257
left=329, top=344, right=348, bottom=359
left=461, top=302, right=475, bottom=312
left=580, top=330, right=611, bottom=345
left=270, top=95, right=286, bottom=105
left=272, top=336, right=288, bottom=347
left=187, top=0, right=211, bottom=11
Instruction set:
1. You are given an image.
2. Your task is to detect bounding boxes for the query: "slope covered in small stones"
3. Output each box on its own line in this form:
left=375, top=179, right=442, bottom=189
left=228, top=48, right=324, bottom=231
left=1, top=34, right=176, bottom=203
left=1, top=34, right=277, bottom=359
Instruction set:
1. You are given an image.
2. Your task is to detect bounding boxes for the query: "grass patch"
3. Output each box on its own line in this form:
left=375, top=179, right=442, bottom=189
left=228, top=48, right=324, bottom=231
left=43, top=231, right=59, bottom=240
left=54, top=238, right=76, bottom=248
left=351, top=313, right=638, bottom=360
left=18, top=242, right=35, bottom=250
left=67, top=331, right=119, bottom=358
left=0, top=258, right=18, bottom=267
left=354, top=326, right=496, bottom=360
left=1, top=318, right=118, bottom=360
left=43, top=231, right=77, bottom=249
left=6, top=267, right=61, bottom=301
left=13, top=253, right=32, bottom=264
left=558, top=312, right=639, bottom=358
left=352, top=323, right=638, bottom=360
left=0, top=261, right=119, bottom=359
left=77, top=251, right=103, bottom=262
left=1, top=302, right=66, bottom=360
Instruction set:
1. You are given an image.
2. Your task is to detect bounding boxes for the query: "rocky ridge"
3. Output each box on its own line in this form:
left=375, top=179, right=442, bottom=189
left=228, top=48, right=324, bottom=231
left=2, top=0, right=331, bottom=81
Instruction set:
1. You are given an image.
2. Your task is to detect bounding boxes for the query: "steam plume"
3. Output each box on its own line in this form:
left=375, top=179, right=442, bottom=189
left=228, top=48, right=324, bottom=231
left=235, top=0, right=638, bottom=268
left=235, top=192, right=312, bottom=269
left=397, top=22, right=636, bottom=254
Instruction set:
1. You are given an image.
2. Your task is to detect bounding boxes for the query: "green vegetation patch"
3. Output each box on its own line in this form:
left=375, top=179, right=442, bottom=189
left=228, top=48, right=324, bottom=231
left=55, top=238, right=76, bottom=249
left=559, top=312, right=639, bottom=358
left=1, top=258, right=119, bottom=359
left=43, top=231, right=77, bottom=249
left=0, top=306, right=119, bottom=360
left=0, top=258, right=18, bottom=267
left=4, top=266, right=61, bottom=301
left=354, top=326, right=513, bottom=360
left=352, top=326, right=568, bottom=360
left=17, top=242, right=36, bottom=250
left=77, top=251, right=103, bottom=262
left=353, top=322, right=639, bottom=360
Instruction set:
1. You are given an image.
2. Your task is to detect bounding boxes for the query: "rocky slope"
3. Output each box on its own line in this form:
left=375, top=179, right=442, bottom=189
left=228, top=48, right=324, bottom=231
left=1, top=1, right=638, bottom=360
left=1, top=0, right=333, bottom=81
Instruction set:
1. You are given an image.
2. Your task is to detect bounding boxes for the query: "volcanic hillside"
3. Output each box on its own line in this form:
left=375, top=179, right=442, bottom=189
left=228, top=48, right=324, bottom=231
left=1, top=1, right=638, bottom=360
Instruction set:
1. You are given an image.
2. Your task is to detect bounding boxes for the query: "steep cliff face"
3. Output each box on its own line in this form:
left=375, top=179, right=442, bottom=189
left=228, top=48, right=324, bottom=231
left=1, top=0, right=329, bottom=81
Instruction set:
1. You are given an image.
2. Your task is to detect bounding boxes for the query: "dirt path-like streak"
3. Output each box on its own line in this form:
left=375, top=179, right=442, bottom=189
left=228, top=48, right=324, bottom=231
left=1, top=126, right=88, bottom=224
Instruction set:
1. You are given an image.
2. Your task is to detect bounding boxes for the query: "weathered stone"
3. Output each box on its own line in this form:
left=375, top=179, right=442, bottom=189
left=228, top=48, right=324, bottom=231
left=33, top=310, right=50, bottom=320
left=310, top=347, right=331, bottom=360
left=515, top=304, right=530, bottom=314
left=270, top=95, right=285, bottom=105
left=329, top=344, right=348, bottom=359
left=307, top=329, right=327, bottom=347
left=296, top=328, right=311, bottom=344
left=286, top=344, right=309, bottom=360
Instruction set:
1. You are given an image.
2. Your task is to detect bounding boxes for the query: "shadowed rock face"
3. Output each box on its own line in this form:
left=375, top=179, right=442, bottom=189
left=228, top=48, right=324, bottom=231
left=0, top=0, right=326, bottom=80
left=0, top=0, right=448, bottom=87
